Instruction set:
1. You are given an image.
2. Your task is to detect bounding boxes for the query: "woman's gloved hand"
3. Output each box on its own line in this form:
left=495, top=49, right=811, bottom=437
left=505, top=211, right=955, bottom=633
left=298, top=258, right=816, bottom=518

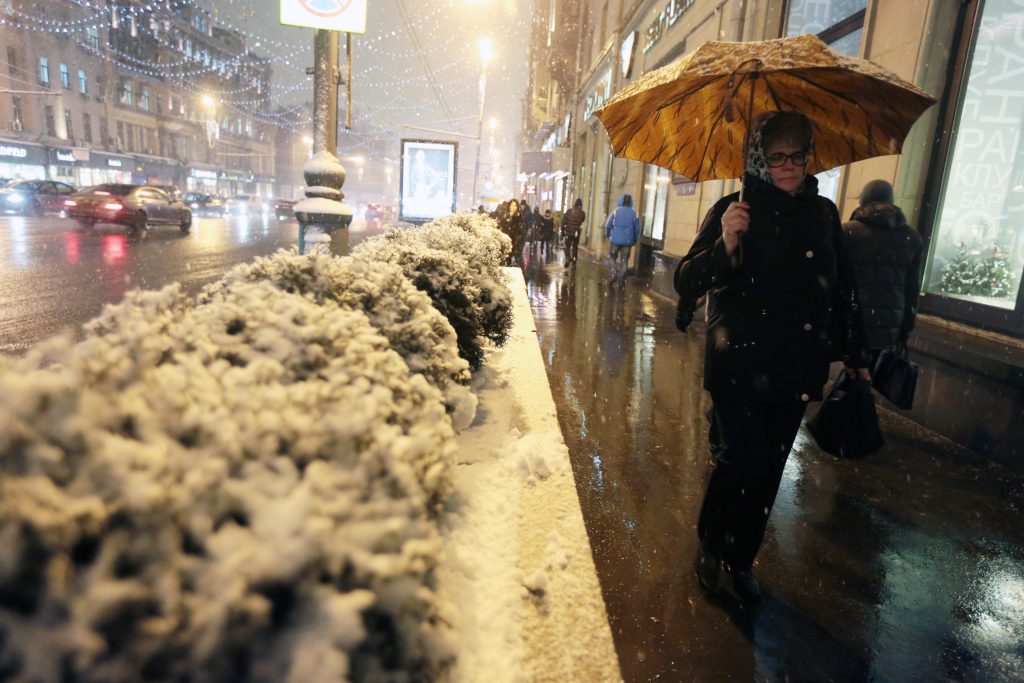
left=675, top=297, right=695, bottom=331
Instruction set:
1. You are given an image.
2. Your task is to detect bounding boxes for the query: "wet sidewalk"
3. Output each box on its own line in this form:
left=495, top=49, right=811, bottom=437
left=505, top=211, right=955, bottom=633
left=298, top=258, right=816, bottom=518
left=522, top=247, right=1024, bottom=682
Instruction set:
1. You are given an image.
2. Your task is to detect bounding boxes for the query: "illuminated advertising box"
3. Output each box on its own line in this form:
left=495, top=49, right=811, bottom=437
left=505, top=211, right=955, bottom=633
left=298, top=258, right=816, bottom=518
left=399, top=139, right=457, bottom=223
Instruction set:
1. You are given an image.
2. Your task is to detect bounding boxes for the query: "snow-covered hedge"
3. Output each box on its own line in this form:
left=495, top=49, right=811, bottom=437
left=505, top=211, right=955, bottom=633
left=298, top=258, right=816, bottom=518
left=352, top=213, right=513, bottom=370
left=0, top=212, right=512, bottom=682
left=199, top=252, right=477, bottom=431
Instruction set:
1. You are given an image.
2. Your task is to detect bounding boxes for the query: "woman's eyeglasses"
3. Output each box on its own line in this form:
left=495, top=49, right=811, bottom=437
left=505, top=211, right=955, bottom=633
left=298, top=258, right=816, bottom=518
left=765, top=151, right=809, bottom=168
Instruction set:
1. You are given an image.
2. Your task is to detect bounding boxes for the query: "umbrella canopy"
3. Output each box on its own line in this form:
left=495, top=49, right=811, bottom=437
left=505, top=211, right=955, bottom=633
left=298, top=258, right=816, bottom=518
left=595, top=34, right=937, bottom=181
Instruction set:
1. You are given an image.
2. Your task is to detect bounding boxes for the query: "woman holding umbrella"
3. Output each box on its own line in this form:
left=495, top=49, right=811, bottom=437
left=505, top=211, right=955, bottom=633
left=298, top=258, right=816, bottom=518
left=674, top=111, right=871, bottom=602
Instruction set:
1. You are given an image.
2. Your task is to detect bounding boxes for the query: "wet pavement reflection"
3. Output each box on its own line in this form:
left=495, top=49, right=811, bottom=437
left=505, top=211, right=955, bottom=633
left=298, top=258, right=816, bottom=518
left=524, top=249, right=1024, bottom=682
left=0, top=215, right=377, bottom=354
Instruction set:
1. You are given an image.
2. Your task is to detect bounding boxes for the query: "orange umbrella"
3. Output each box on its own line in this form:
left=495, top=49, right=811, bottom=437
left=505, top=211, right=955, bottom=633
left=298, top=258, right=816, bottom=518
left=595, top=34, right=937, bottom=184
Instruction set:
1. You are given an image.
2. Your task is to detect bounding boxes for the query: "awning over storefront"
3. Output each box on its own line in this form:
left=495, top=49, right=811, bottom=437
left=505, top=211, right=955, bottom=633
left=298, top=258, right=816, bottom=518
left=49, top=147, right=91, bottom=166
left=0, top=139, right=49, bottom=167
left=89, top=152, right=134, bottom=171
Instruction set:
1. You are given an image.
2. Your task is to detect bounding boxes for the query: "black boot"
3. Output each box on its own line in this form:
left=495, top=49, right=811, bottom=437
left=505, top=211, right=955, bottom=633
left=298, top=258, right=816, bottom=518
left=726, top=565, right=761, bottom=603
left=694, top=545, right=720, bottom=593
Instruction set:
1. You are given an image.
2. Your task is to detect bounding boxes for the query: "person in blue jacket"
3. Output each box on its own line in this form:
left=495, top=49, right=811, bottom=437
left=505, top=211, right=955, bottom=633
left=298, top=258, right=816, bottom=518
left=605, top=194, right=641, bottom=288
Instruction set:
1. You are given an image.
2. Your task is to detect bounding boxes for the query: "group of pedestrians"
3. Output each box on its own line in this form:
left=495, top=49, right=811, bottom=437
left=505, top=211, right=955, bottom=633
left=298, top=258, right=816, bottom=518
left=493, top=197, right=577, bottom=266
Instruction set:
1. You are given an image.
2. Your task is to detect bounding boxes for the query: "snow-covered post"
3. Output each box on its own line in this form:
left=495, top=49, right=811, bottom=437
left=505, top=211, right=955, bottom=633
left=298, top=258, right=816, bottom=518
left=295, top=29, right=352, bottom=255
left=295, top=151, right=353, bottom=255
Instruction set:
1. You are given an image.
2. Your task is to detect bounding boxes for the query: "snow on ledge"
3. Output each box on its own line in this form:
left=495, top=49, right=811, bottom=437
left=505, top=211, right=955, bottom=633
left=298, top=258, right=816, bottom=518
left=438, top=268, right=622, bottom=682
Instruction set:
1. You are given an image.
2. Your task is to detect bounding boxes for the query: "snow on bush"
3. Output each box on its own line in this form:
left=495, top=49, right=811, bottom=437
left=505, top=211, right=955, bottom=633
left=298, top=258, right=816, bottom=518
left=0, top=285, right=457, bottom=681
left=0, top=211, right=512, bottom=681
left=408, top=216, right=514, bottom=349
left=352, top=214, right=514, bottom=370
left=199, top=251, right=476, bottom=430
left=354, top=229, right=489, bottom=371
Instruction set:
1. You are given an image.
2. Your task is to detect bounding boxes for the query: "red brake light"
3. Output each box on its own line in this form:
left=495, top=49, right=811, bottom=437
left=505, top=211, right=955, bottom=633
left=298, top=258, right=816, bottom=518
left=64, top=199, right=77, bottom=207
left=102, top=202, right=124, bottom=211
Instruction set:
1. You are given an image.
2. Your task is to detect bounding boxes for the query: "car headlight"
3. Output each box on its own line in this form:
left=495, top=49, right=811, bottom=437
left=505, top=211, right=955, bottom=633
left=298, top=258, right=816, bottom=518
left=191, top=202, right=200, bottom=208
left=7, top=193, right=25, bottom=204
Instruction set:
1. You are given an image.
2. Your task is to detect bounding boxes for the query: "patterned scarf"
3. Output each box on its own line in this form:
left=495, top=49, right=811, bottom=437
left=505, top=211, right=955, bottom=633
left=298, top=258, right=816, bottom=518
left=744, top=111, right=815, bottom=187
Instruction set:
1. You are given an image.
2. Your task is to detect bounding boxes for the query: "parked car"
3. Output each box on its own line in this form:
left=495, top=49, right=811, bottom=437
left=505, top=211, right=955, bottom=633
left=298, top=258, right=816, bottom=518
left=1, top=180, right=77, bottom=216
left=273, top=199, right=296, bottom=220
left=225, top=194, right=269, bottom=216
left=66, top=184, right=192, bottom=233
left=184, top=192, right=226, bottom=216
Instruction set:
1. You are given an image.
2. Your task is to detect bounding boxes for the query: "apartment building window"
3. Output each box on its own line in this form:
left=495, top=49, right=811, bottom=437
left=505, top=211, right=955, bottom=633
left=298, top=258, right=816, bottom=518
left=140, top=86, right=150, bottom=111
left=45, top=105, right=56, bottom=136
left=7, top=46, right=16, bottom=76
left=120, top=80, right=134, bottom=106
left=82, top=112, right=92, bottom=143
left=60, top=63, right=70, bottom=89
left=39, top=57, right=49, bottom=85
left=78, top=70, right=88, bottom=94
left=156, top=93, right=163, bottom=114
left=64, top=109, right=73, bottom=140
left=11, top=97, right=24, bottom=132
left=87, top=27, right=100, bottom=50
left=116, top=121, right=125, bottom=149
left=785, top=0, right=867, bottom=57
left=100, top=117, right=109, bottom=146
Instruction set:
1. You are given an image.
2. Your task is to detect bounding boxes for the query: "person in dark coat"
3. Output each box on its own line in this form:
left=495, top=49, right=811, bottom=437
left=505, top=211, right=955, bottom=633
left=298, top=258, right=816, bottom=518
left=521, top=200, right=534, bottom=252
left=842, top=180, right=924, bottom=365
left=563, top=198, right=586, bottom=269
left=540, top=209, right=556, bottom=259
left=674, top=111, right=870, bottom=602
left=496, top=199, right=525, bottom=266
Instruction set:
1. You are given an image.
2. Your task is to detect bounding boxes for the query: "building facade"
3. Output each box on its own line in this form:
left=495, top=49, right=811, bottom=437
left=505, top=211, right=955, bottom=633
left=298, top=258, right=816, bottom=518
left=0, top=0, right=279, bottom=199
left=528, top=0, right=1024, bottom=468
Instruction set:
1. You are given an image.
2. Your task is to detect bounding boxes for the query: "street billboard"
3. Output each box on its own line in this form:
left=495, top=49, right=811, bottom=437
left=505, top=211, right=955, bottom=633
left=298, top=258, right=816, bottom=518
left=399, top=139, right=458, bottom=223
left=280, top=0, right=368, bottom=33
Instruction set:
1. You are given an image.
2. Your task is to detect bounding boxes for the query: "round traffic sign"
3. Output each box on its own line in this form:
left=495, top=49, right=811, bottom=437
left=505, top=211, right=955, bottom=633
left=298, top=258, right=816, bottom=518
left=298, top=0, right=352, bottom=18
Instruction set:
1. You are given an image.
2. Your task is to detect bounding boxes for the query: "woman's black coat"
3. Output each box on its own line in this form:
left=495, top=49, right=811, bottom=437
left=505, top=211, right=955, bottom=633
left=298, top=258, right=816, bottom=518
left=674, top=174, right=870, bottom=403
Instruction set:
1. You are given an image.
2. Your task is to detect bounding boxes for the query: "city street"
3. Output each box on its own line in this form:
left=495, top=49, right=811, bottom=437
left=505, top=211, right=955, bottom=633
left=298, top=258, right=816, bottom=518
left=524, top=249, right=1024, bottom=683
left=0, top=214, right=378, bottom=354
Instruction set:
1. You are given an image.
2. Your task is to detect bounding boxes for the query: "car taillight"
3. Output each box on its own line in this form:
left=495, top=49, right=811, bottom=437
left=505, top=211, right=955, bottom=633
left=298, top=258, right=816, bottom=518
left=102, top=202, right=124, bottom=211
left=64, top=199, right=77, bottom=207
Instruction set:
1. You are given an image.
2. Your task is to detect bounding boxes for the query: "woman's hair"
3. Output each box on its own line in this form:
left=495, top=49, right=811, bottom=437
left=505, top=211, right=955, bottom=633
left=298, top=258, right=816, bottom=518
left=622, top=194, right=633, bottom=207
left=760, top=111, right=813, bottom=151
left=574, top=197, right=583, bottom=208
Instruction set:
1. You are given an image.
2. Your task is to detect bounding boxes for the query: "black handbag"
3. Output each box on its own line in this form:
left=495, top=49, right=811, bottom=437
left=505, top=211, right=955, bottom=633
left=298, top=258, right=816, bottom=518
left=872, top=342, right=918, bottom=410
left=807, top=372, right=885, bottom=459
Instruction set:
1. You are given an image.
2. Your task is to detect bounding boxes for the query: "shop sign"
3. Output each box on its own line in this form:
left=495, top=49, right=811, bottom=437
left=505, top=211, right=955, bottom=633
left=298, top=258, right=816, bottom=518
left=55, top=150, right=76, bottom=163
left=584, top=70, right=612, bottom=120
left=192, top=169, right=217, bottom=180
left=621, top=31, right=638, bottom=79
left=107, top=159, right=123, bottom=168
left=0, top=144, right=28, bottom=159
left=643, top=0, right=695, bottom=54
left=280, top=0, right=367, bottom=33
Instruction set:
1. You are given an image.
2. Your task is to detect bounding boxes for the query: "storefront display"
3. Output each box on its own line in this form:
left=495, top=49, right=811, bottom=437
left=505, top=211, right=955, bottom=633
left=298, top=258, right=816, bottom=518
left=925, top=0, right=1024, bottom=316
left=0, top=141, right=48, bottom=181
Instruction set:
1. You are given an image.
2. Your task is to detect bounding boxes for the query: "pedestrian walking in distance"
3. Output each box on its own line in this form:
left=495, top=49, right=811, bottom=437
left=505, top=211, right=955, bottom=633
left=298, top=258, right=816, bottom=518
left=605, top=194, right=640, bottom=288
left=842, top=179, right=924, bottom=367
left=496, top=199, right=526, bottom=267
left=563, top=198, right=586, bottom=269
left=674, top=111, right=871, bottom=603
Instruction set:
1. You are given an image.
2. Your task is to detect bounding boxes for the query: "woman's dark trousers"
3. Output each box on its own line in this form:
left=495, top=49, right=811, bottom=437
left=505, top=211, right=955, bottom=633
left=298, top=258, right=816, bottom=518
left=697, top=392, right=807, bottom=571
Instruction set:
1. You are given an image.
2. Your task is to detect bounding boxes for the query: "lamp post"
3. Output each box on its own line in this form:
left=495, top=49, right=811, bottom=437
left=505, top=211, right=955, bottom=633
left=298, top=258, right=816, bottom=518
left=294, top=29, right=352, bottom=256
left=472, top=37, right=493, bottom=210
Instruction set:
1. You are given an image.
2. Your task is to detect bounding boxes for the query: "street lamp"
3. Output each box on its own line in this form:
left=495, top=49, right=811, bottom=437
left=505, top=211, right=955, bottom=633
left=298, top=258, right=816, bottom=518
left=472, top=37, right=493, bottom=210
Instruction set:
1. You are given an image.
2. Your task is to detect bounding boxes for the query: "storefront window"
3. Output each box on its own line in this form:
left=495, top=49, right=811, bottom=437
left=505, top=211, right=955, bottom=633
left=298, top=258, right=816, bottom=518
left=925, top=0, right=1024, bottom=312
left=641, top=165, right=670, bottom=242
left=785, top=0, right=866, bottom=38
